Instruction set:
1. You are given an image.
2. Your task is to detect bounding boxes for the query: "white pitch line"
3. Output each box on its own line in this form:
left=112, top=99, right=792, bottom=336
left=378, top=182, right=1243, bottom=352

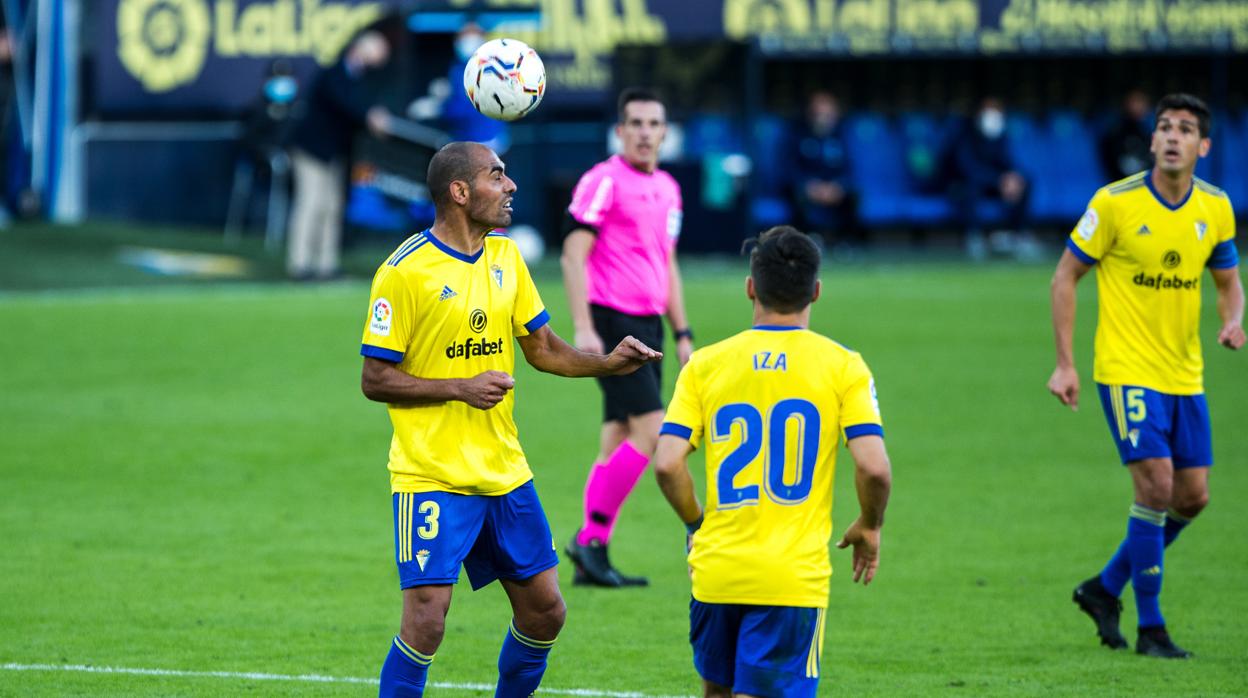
left=0, top=663, right=695, bottom=698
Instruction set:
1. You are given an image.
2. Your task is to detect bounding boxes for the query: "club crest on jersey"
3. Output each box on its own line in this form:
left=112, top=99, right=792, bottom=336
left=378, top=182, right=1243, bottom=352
left=1076, top=208, right=1098, bottom=240
left=1128, top=429, right=1141, bottom=448
left=491, top=264, right=504, bottom=289
left=370, top=298, right=392, bottom=336
left=415, top=549, right=430, bottom=572
left=439, top=285, right=457, bottom=301
left=1195, top=220, right=1207, bottom=241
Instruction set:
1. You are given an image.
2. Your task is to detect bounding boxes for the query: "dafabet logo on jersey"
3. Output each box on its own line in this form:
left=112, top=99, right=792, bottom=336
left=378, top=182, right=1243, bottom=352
left=116, top=0, right=384, bottom=93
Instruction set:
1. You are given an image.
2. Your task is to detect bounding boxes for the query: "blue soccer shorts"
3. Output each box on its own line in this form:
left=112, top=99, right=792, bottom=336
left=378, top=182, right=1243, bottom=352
left=689, top=599, right=826, bottom=698
left=1096, top=384, right=1213, bottom=469
left=392, top=480, right=558, bottom=590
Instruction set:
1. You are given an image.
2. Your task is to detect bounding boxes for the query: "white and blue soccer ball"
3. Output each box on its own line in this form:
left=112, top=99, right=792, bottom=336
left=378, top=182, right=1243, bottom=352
left=462, top=38, right=546, bottom=122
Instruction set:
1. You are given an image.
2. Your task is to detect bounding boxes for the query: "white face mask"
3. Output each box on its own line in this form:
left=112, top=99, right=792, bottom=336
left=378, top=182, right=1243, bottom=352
left=455, top=34, right=485, bottom=61
left=978, top=109, right=1005, bottom=139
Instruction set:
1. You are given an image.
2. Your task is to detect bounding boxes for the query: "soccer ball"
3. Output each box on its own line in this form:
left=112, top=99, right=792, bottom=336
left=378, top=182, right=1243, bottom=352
left=462, top=38, right=546, bottom=122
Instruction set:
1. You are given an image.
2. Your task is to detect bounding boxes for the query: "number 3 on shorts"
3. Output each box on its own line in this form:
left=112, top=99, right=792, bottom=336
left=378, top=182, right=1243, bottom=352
left=417, top=500, right=440, bottom=539
left=1125, top=388, right=1147, bottom=423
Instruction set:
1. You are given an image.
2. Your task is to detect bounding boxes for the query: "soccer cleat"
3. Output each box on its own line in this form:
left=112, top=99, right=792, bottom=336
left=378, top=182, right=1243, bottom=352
left=565, top=536, right=648, bottom=588
left=1136, top=627, right=1191, bottom=659
left=1072, top=576, right=1129, bottom=649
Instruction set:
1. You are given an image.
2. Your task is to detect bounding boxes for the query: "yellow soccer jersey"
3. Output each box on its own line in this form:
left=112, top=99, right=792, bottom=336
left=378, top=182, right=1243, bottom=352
left=360, top=230, right=549, bottom=495
left=1068, top=172, right=1239, bottom=394
left=661, top=326, right=883, bottom=608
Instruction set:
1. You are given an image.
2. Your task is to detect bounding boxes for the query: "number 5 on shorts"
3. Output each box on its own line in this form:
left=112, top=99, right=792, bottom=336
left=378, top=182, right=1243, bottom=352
left=417, top=500, right=440, bottom=539
left=1125, top=388, right=1147, bottom=423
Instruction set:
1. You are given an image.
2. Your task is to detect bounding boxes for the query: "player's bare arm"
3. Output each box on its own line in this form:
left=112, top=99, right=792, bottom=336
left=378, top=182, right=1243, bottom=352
left=560, top=229, right=603, bottom=354
left=665, top=252, right=695, bottom=367
left=653, top=435, right=703, bottom=527
left=1211, top=266, right=1245, bottom=350
left=1048, top=249, right=1093, bottom=410
left=517, top=324, right=661, bottom=378
left=835, top=435, right=892, bottom=586
left=361, top=356, right=514, bottom=410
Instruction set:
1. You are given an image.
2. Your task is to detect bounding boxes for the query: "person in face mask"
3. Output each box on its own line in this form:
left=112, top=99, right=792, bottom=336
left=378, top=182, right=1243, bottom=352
left=790, top=91, right=863, bottom=253
left=286, top=22, right=397, bottom=280
left=439, top=23, right=510, bottom=154
left=949, top=97, right=1030, bottom=259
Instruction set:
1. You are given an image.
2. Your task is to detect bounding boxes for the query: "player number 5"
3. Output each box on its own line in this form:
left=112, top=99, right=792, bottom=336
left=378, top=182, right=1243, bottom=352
left=417, top=500, right=440, bottom=540
left=1125, top=388, right=1147, bottom=422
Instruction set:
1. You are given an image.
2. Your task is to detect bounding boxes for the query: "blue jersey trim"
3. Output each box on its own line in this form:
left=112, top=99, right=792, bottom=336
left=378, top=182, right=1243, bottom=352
left=1066, top=238, right=1098, bottom=265
left=425, top=229, right=485, bottom=264
left=1144, top=172, right=1193, bottom=211
left=660, top=422, right=694, bottom=441
left=361, top=344, right=404, bottom=363
left=390, top=236, right=429, bottom=266
left=1208, top=240, right=1240, bottom=269
left=524, top=309, right=551, bottom=333
left=752, top=324, right=803, bottom=331
left=844, top=423, right=884, bottom=440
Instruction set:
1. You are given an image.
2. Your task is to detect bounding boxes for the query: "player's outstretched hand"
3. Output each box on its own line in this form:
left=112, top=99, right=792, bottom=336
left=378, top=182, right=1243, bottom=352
left=1218, top=322, right=1245, bottom=350
left=1046, top=365, right=1080, bottom=411
left=459, top=370, right=515, bottom=410
left=604, top=335, right=662, bottom=375
left=835, top=518, right=880, bottom=586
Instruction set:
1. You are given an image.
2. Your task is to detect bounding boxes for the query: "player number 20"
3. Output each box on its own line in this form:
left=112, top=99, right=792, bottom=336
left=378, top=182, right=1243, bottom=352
left=711, top=399, right=820, bottom=508
left=417, top=501, right=440, bottom=539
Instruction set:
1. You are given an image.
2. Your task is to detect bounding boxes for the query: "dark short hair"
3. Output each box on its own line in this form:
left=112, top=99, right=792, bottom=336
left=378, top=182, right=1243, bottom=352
left=427, top=141, right=484, bottom=206
left=1155, top=93, right=1211, bottom=137
left=744, top=226, right=821, bottom=314
left=617, top=87, right=664, bottom=123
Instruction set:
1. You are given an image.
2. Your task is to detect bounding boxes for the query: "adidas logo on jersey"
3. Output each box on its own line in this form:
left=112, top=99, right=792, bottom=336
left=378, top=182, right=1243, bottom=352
left=439, top=285, right=457, bottom=301
left=1137, top=225, right=1151, bottom=236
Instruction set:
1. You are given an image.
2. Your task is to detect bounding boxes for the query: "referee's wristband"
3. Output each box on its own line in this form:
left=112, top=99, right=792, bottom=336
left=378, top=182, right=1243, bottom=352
left=674, top=328, right=694, bottom=341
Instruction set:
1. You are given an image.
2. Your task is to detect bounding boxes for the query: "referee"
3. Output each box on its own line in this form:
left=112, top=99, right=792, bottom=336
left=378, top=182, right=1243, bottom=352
left=560, top=88, right=694, bottom=587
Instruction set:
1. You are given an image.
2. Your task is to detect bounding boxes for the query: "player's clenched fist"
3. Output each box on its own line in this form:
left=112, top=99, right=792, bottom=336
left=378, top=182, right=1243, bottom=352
left=1047, top=365, right=1080, bottom=411
left=1218, top=323, right=1245, bottom=350
left=459, top=370, right=515, bottom=410
left=604, top=335, right=663, bottom=375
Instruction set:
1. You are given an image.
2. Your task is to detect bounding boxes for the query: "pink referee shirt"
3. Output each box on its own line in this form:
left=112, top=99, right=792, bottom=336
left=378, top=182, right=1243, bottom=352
left=567, top=154, right=683, bottom=317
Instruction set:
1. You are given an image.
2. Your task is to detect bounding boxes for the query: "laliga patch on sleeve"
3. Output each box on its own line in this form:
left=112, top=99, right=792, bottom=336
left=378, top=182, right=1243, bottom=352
left=869, top=378, right=881, bottom=416
left=370, top=298, right=393, bottom=336
left=1076, top=208, right=1099, bottom=240
left=667, top=208, right=683, bottom=239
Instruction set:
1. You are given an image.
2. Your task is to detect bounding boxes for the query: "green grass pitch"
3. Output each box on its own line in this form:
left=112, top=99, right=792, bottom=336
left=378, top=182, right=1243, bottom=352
left=1, top=231, right=1245, bottom=696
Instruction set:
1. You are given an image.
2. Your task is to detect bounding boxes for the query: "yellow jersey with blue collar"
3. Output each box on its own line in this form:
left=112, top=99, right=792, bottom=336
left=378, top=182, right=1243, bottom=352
left=660, top=326, right=883, bottom=608
left=360, top=229, right=550, bottom=495
left=1068, top=172, right=1239, bottom=395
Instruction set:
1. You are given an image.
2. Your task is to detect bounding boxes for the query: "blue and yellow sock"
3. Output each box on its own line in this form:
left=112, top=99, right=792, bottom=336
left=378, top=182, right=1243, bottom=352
left=495, top=619, right=556, bottom=698
left=1100, top=508, right=1192, bottom=597
left=1126, top=503, right=1166, bottom=629
left=379, top=635, right=434, bottom=698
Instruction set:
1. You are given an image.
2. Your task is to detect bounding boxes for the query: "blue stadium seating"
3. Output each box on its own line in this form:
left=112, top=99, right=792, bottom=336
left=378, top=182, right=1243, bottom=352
left=738, top=108, right=1246, bottom=232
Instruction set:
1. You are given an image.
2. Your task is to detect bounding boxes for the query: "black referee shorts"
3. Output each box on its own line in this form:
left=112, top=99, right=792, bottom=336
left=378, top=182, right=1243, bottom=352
left=591, top=303, right=664, bottom=423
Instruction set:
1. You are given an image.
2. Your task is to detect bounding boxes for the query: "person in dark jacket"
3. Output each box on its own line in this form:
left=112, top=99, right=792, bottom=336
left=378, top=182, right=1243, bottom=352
left=949, top=97, right=1029, bottom=258
left=1099, top=90, right=1152, bottom=182
left=286, top=30, right=394, bottom=280
left=791, top=91, right=862, bottom=249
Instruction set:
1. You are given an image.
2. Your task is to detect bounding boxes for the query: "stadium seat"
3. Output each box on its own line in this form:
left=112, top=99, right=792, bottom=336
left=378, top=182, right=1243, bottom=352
left=845, top=114, right=911, bottom=227
left=748, top=114, right=793, bottom=227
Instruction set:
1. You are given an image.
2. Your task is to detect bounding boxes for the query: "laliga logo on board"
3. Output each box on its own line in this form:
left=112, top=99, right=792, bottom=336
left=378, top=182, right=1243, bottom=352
left=117, top=0, right=383, bottom=93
